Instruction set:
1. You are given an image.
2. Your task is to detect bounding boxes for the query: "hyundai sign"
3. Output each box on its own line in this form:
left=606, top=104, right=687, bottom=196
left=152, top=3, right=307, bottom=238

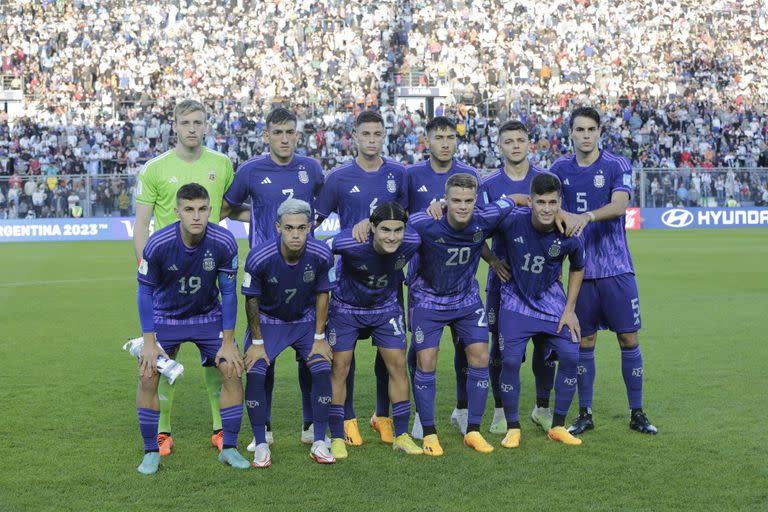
left=642, top=207, right=768, bottom=229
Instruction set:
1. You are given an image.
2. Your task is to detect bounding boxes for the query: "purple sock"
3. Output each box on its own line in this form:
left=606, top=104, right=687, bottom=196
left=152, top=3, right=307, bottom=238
left=220, top=405, right=242, bottom=448
left=309, top=359, right=332, bottom=442
left=344, top=355, right=356, bottom=419
left=329, top=404, right=345, bottom=439
left=533, top=341, right=556, bottom=402
left=137, top=408, right=160, bottom=451
left=553, top=354, right=578, bottom=417
left=246, top=360, right=269, bottom=444
left=577, top=346, right=596, bottom=410
left=500, top=357, right=522, bottom=422
left=621, top=346, right=643, bottom=410
left=413, top=369, right=436, bottom=427
left=466, top=366, right=490, bottom=425
left=264, top=361, right=275, bottom=425
left=391, top=400, right=410, bottom=436
left=298, top=360, right=313, bottom=425
left=374, top=352, right=390, bottom=417
left=454, top=341, right=468, bottom=406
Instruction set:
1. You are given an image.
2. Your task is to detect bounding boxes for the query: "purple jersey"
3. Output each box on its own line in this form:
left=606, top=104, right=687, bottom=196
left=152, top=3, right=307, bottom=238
left=408, top=197, right=516, bottom=310
left=406, top=158, right=484, bottom=212
left=241, top=237, right=334, bottom=324
left=328, top=227, right=420, bottom=313
left=550, top=151, right=634, bottom=279
left=498, top=209, right=585, bottom=323
left=314, top=157, right=408, bottom=229
left=224, top=154, right=324, bottom=247
left=482, top=165, right=543, bottom=293
left=138, top=222, right=238, bottom=332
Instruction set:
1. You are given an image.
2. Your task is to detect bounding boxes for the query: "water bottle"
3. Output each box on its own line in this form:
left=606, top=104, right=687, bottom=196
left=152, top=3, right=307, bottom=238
left=123, top=337, right=185, bottom=385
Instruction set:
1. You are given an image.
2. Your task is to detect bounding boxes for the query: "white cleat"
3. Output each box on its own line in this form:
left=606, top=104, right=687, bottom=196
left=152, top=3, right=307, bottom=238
left=301, top=424, right=332, bottom=446
left=310, top=440, right=336, bottom=464
left=531, top=406, right=554, bottom=432
left=450, top=408, right=468, bottom=435
left=251, top=443, right=271, bottom=468
left=489, top=407, right=507, bottom=434
left=247, top=430, right=274, bottom=452
left=411, top=412, right=424, bottom=440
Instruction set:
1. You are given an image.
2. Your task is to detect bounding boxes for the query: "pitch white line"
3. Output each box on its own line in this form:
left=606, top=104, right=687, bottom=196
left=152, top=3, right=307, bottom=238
left=0, top=277, right=133, bottom=287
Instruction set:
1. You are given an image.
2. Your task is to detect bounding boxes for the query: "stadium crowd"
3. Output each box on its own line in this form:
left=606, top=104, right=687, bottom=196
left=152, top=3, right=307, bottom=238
left=1, top=0, right=768, bottom=218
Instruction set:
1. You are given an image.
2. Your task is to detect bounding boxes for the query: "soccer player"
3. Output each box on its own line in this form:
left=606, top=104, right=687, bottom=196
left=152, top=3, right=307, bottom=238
left=134, top=184, right=249, bottom=475
left=133, top=99, right=236, bottom=456
left=222, top=108, right=325, bottom=447
left=242, top=199, right=336, bottom=467
left=482, top=120, right=557, bottom=435
left=550, top=106, right=657, bottom=435
left=326, top=202, right=423, bottom=459
left=408, top=173, right=516, bottom=456
left=314, top=110, right=408, bottom=446
left=495, top=172, right=585, bottom=448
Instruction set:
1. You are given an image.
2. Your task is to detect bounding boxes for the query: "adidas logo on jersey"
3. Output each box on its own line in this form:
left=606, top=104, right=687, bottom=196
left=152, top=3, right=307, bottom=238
left=563, top=179, right=570, bottom=185
left=418, top=185, right=428, bottom=192
left=167, top=264, right=178, bottom=271
left=168, top=176, right=178, bottom=184
left=514, top=236, right=525, bottom=244
left=261, top=177, right=272, bottom=184
left=357, top=264, right=368, bottom=270
left=435, top=237, right=446, bottom=244
left=268, top=277, right=278, bottom=283
left=349, top=185, right=361, bottom=193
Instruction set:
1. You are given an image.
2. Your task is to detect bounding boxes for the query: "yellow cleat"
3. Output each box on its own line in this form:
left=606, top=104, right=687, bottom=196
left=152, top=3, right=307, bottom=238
left=421, top=434, right=444, bottom=457
left=344, top=419, right=363, bottom=446
left=501, top=428, right=521, bottom=449
left=370, top=415, right=395, bottom=444
left=392, top=433, right=423, bottom=455
left=330, top=438, right=348, bottom=459
left=464, top=431, right=494, bottom=453
left=548, top=426, right=582, bottom=446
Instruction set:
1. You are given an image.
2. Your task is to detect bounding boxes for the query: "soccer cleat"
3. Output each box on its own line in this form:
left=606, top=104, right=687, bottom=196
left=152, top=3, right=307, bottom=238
left=266, top=429, right=274, bottom=445
left=392, top=433, right=423, bottom=455
left=489, top=408, right=506, bottom=434
left=421, top=434, right=444, bottom=457
left=567, top=412, right=594, bottom=436
left=344, top=419, right=363, bottom=446
left=157, top=433, right=173, bottom=457
left=501, top=428, right=521, bottom=448
left=301, top=424, right=315, bottom=444
left=247, top=430, right=274, bottom=452
left=211, top=431, right=223, bottom=452
left=464, top=431, right=494, bottom=453
left=330, top=438, right=348, bottom=460
left=370, top=415, right=395, bottom=444
left=548, top=426, right=582, bottom=445
left=531, top=406, right=554, bottom=432
left=411, top=413, right=424, bottom=440
left=251, top=443, right=272, bottom=468
left=218, top=447, right=251, bottom=469
left=450, top=408, right=468, bottom=435
left=137, top=452, right=160, bottom=475
left=630, top=410, right=658, bottom=434
left=310, top=440, right=336, bottom=464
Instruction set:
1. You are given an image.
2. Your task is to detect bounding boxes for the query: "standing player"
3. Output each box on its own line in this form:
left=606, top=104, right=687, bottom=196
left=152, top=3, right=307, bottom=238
left=314, top=111, right=408, bottom=446
left=550, top=107, right=657, bottom=435
left=241, top=199, right=336, bottom=467
left=408, top=173, right=516, bottom=456
left=481, top=120, right=557, bottom=435
left=222, top=108, right=325, bottom=447
left=326, top=202, right=423, bottom=459
left=134, top=184, right=249, bottom=475
left=133, top=99, right=236, bottom=456
left=496, top=172, right=585, bottom=448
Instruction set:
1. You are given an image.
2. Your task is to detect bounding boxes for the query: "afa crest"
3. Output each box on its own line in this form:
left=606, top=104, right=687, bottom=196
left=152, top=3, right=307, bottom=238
left=386, top=173, right=397, bottom=193
left=548, top=239, right=562, bottom=258
left=414, top=327, right=424, bottom=344
left=594, top=173, right=605, bottom=188
left=395, top=255, right=407, bottom=270
left=298, top=170, right=309, bottom=184
left=472, top=229, right=484, bottom=243
left=208, top=171, right=217, bottom=181
left=203, top=250, right=215, bottom=271
left=327, top=329, right=337, bottom=346
left=303, top=264, right=315, bottom=283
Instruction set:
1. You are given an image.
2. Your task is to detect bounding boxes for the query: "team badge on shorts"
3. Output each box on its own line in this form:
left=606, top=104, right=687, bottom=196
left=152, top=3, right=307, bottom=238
left=487, top=307, right=496, bottom=326
left=298, top=169, right=309, bottom=184
left=327, top=328, right=336, bottom=346
left=594, top=173, right=605, bottom=188
left=472, top=229, right=484, bottom=243
left=395, top=255, right=407, bottom=270
left=203, top=250, right=215, bottom=271
left=548, top=239, right=562, bottom=257
left=208, top=171, right=216, bottom=181
left=303, top=265, right=315, bottom=283
left=386, top=173, right=397, bottom=193
left=414, top=327, right=424, bottom=344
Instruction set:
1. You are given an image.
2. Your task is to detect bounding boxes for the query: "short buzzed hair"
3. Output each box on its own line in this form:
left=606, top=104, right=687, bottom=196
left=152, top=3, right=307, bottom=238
left=356, top=111, right=384, bottom=127
left=445, top=173, right=478, bottom=194
left=276, top=198, right=311, bottom=223
left=266, top=107, right=297, bottom=128
left=174, top=99, right=206, bottom=122
left=499, top=120, right=528, bottom=136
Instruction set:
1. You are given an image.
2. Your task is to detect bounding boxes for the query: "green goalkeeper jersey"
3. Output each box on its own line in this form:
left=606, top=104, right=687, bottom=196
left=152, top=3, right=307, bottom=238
left=135, top=148, right=234, bottom=230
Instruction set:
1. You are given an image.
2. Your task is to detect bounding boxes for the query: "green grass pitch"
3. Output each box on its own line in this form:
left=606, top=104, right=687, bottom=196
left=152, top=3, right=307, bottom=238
left=1, top=229, right=766, bottom=511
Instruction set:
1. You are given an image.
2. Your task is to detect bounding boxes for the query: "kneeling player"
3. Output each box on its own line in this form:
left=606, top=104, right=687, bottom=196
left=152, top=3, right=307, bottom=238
left=326, top=202, right=423, bottom=458
left=496, top=173, right=585, bottom=447
left=242, top=199, right=335, bottom=467
left=134, top=184, right=249, bottom=475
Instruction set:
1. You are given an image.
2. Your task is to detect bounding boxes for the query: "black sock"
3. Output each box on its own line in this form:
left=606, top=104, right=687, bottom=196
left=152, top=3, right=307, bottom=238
left=579, top=407, right=592, bottom=417
left=265, top=421, right=272, bottom=431
left=423, top=425, right=437, bottom=436
left=494, top=398, right=503, bottom=408
left=159, top=431, right=171, bottom=436
left=506, top=420, right=521, bottom=429
left=145, top=449, right=159, bottom=454
left=222, top=444, right=236, bottom=450
left=536, top=398, right=549, bottom=408
left=456, top=400, right=468, bottom=409
left=303, top=421, right=312, bottom=431
left=466, top=423, right=480, bottom=433
left=630, top=408, right=642, bottom=416
left=212, top=428, right=222, bottom=435
left=552, top=413, right=566, bottom=428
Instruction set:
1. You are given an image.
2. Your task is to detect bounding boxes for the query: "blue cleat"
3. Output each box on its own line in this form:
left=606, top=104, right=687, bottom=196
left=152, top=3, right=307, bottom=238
left=218, top=447, right=251, bottom=469
left=137, top=452, right=160, bottom=475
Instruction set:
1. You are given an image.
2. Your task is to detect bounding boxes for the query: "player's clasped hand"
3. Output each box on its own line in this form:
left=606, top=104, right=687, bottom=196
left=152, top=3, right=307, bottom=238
left=352, top=219, right=371, bottom=243
left=216, top=342, right=245, bottom=378
left=244, top=344, right=270, bottom=371
left=558, top=309, right=581, bottom=343
left=426, top=199, right=445, bottom=220
left=567, top=213, right=591, bottom=237
left=138, top=341, right=168, bottom=379
left=489, top=258, right=511, bottom=282
left=309, top=337, right=333, bottom=363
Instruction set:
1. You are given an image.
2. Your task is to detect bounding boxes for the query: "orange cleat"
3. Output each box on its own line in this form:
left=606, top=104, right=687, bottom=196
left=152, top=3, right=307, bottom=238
left=211, top=431, right=223, bottom=452
left=157, top=433, right=174, bottom=457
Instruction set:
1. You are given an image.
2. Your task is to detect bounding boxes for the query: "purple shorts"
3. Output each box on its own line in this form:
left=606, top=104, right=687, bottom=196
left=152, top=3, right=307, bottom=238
left=327, top=308, right=407, bottom=352
left=576, top=273, right=641, bottom=337
left=497, top=310, right=578, bottom=364
left=158, top=337, right=222, bottom=367
left=409, top=302, right=488, bottom=352
left=244, top=322, right=314, bottom=362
